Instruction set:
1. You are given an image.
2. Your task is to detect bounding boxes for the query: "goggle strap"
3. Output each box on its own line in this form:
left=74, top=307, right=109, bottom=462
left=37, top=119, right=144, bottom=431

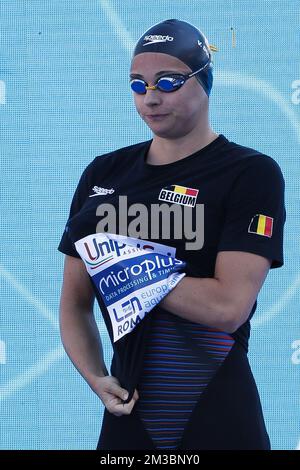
left=188, top=60, right=211, bottom=78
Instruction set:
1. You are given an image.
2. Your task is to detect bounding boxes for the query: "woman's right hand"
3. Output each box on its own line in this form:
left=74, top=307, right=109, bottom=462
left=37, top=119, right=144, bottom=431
left=95, top=375, right=139, bottom=417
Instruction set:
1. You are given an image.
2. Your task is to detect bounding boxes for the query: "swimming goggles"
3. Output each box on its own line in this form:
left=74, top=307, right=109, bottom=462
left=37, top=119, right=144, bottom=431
left=130, top=61, right=210, bottom=94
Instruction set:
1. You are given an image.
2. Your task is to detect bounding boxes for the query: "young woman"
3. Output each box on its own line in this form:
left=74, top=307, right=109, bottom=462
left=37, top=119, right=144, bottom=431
left=58, top=19, right=285, bottom=450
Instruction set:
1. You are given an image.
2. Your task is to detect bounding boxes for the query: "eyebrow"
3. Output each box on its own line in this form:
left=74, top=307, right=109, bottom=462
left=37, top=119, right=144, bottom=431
left=129, top=70, right=187, bottom=79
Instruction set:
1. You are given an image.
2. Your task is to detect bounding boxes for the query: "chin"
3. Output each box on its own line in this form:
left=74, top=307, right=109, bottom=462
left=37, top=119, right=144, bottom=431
left=145, top=123, right=176, bottom=138
left=152, top=127, right=188, bottom=139
left=150, top=129, right=178, bottom=139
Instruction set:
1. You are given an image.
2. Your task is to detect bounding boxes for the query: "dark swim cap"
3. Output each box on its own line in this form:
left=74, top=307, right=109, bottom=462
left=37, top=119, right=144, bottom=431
left=132, top=19, right=213, bottom=96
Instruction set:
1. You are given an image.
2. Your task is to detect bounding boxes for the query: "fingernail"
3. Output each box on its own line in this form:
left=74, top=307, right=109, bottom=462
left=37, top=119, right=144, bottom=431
left=123, top=393, right=128, bottom=400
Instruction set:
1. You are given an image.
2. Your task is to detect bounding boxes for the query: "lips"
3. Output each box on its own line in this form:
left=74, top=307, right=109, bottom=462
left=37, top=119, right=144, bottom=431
left=145, top=114, right=169, bottom=120
left=146, top=114, right=168, bottom=117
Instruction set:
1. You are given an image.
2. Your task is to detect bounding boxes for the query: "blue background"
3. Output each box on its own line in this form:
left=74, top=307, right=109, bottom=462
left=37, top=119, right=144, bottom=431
left=0, top=0, right=299, bottom=450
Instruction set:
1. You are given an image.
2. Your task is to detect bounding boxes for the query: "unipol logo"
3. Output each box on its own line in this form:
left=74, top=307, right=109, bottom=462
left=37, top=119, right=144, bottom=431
left=0, top=81, right=6, bottom=105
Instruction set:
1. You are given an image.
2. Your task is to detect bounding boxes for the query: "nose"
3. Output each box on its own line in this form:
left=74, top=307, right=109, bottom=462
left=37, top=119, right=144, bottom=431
left=143, top=87, right=162, bottom=106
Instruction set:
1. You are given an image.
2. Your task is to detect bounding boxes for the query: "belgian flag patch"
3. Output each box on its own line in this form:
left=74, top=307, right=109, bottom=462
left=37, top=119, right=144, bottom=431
left=248, top=214, right=273, bottom=238
left=158, top=185, right=199, bottom=207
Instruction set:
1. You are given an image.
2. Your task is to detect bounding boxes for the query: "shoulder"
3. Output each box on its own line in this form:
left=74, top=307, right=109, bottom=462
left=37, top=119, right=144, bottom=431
left=224, top=137, right=285, bottom=184
left=90, top=140, right=151, bottom=171
left=76, top=140, right=151, bottom=187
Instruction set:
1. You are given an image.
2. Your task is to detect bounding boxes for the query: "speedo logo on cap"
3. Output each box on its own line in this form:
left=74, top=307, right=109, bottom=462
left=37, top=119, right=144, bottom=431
left=143, top=34, right=174, bottom=46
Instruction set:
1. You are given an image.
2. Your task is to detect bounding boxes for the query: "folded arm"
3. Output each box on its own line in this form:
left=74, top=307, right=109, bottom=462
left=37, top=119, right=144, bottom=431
left=160, top=251, right=272, bottom=333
